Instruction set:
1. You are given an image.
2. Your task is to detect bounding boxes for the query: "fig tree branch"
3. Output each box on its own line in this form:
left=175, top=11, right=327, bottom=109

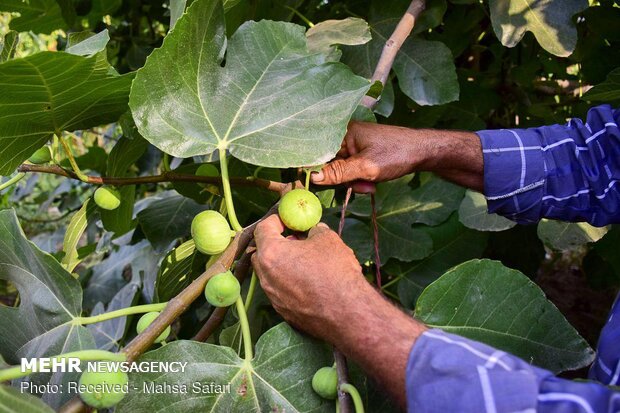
left=17, top=164, right=288, bottom=194
left=361, top=0, right=425, bottom=109
left=192, top=246, right=255, bottom=342
left=60, top=201, right=283, bottom=413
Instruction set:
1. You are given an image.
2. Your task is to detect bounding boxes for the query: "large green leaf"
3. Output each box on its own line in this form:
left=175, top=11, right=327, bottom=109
left=488, top=0, right=589, bottom=57
left=458, top=189, right=516, bottom=232
left=137, top=191, right=209, bottom=252
left=0, top=0, right=66, bottom=33
left=0, top=209, right=95, bottom=408
left=0, top=209, right=91, bottom=362
left=416, top=259, right=595, bottom=373
left=583, top=226, right=620, bottom=289
left=117, top=323, right=333, bottom=412
left=537, top=219, right=609, bottom=250
left=130, top=0, right=369, bottom=168
left=393, top=214, right=488, bottom=308
left=0, top=52, right=133, bottom=174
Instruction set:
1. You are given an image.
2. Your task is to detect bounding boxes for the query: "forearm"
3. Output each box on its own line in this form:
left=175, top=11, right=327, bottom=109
left=324, top=282, right=427, bottom=408
left=412, top=128, right=484, bottom=191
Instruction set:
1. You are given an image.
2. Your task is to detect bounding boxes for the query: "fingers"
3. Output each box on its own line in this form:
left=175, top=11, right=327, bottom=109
left=254, top=214, right=286, bottom=249
left=310, top=156, right=368, bottom=185
left=307, top=222, right=332, bottom=239
left=351, top=180, right=376, bottom=194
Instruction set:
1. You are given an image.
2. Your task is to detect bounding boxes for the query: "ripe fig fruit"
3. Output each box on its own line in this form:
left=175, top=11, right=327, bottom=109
left=136, top=311, right=170, bottom=343
left=312, top=366, right=338, bottom=400
left=191, top=210, right=233, bottom=255
left=204, top=270, right=240, bottom=307
left=278, top=189, right=322, bottom=232
left=94, top=186, right=121, bottom=210
left=28, top=147, right=52, bottom=164
left=78, top=364, right=129, bottom=408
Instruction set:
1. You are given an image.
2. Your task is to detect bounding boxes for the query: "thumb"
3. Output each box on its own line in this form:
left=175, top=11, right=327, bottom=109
left=311, top=156, right=368, bottom=185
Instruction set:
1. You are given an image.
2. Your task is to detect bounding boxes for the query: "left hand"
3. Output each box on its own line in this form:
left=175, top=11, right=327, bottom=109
left=251, top=214, right=373, bottom=344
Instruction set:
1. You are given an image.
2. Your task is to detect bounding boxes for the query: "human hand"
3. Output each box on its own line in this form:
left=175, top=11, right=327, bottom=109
left=311, top=121, right=420, bottom=191
left=310, top=121, right=485, bottom=193
left=251, top=214, right=374, bottom=344
left=252, top=214, right=427, bottom=408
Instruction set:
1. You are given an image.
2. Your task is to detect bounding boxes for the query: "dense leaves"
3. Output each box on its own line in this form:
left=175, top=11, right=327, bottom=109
left=0, top=0, right=617, bottom=411
left=349, top=174, right=464, bottom=262
left=394, top=214, right=488, bottom=308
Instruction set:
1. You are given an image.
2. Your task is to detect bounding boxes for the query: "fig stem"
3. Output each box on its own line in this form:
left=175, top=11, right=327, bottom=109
left=58, top=134, right=89, bottom=183
left=219, top=150, right=243, bottom=232
left=0, top=172, right=26, bottom=192
left=244, top=271, right=258, bottom=310
left=0, top=350, right=126, bottom=382
left=74, top=302, right=168, bottom=326
left=340, top=384, right=364, bottom=413
left=236, top=297, right=254, bottom=361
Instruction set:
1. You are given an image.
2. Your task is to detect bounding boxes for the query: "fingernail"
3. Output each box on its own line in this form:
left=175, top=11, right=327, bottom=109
left=311, top=171, right=324, bottom=182
left=317, top=223, right=329, bottom=229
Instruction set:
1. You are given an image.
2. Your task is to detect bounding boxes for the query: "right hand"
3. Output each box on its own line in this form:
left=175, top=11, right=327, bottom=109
left=310, top=121, right=421, bottom=190
left=310, top=121, right=485, bottom=193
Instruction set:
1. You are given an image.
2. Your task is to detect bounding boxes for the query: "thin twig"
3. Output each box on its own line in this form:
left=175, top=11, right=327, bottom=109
left=334, top=186, right=354, bottom=413
left=17, top=164, right=288, bottom=194
left=370, top=193, right=382, bottom=289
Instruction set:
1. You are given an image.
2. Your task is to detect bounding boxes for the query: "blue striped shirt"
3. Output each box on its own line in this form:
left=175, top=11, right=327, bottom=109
left=406, top=105, right=620, bottom=412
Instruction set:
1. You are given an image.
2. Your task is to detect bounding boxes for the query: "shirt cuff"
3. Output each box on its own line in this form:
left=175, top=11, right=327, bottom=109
left=405, top=329, right=552, bottom=413
left=476, top=129, right=546, bottom=224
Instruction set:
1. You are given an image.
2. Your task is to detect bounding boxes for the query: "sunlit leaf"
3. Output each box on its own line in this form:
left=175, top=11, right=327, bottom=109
left=130, top=0, right=369, bottom=168
left=306, top=17, right=371, bottom=60
left=537, top=219, right=609, bottom=250
left=0, top=30, right=18, bottom=62
left=0, top=52, right=133, bottom=174
left=488, top=0, right=589, bottom=57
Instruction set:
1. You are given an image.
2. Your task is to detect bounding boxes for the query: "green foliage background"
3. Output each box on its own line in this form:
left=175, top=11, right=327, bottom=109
left=0, top=0, right=619, bottom=411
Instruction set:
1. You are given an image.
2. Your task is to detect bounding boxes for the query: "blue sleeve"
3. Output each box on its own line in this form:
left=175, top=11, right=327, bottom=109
left=476, top=104, right=620, bottom=226
left=406, top=329, right=620, bottom=413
